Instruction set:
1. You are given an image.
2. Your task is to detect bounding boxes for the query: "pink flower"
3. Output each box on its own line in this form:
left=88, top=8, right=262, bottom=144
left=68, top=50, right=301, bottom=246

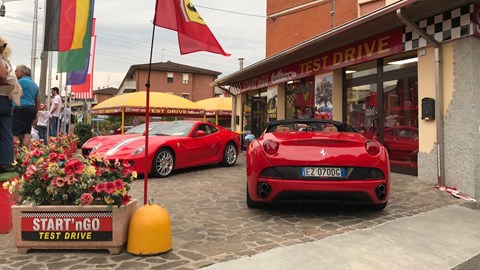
left=25, top=164, right=37, bottom=179
left=80, top=193, right=94, bottom=205
left=53, top=177, right=65, bottom=187
left=105, top=182, right=115, bottom=194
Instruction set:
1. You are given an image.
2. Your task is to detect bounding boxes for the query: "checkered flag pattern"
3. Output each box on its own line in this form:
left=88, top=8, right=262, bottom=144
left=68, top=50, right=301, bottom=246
left=21, top=211, right=112, bottom=218
left=404, top=4, right=474, bottom=50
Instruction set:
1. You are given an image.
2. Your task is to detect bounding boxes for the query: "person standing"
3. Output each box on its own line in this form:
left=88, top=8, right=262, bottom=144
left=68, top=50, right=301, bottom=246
left=12, top=64, right=40, bottom=149
left=0, top=36, right=22, bottom=172
left=49, top=87, right=62, bottom=137
left=60, top=105, right=72, bottom=134
left=36, top=103, right=50, bottom=144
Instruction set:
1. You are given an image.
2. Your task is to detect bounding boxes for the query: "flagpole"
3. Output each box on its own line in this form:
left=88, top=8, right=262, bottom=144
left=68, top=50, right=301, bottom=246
left=143, top=23, right=156, bottom=205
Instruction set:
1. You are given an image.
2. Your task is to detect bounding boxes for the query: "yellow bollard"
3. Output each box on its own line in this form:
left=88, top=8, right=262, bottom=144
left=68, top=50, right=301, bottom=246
left=126, top=203, right=172, bottom=255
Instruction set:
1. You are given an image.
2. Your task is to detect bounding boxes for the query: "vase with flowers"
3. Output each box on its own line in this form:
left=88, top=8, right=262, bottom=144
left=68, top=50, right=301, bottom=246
left=3, top=135, right=138, bottom=254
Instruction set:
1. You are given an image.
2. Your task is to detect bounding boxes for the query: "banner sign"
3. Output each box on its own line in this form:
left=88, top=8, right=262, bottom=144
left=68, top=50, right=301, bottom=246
left=92, top=107, right=205, bottom=116
left=21, top=211, right=112, bottom=241
left=235, top=28, right=403, bottom=93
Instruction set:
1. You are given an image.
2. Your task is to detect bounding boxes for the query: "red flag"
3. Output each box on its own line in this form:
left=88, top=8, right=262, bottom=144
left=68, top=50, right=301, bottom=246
left=154, top=0, right=230, bottom=56
left=71, top=74, right=92, bottom=99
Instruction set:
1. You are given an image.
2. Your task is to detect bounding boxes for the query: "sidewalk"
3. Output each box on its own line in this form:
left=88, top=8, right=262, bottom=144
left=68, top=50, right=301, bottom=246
left=203, top=205, right=480, bottom=270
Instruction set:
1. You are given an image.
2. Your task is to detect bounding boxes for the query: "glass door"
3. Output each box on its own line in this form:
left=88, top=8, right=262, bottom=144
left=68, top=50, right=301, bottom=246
left=382, top=77, right=419, bottom=172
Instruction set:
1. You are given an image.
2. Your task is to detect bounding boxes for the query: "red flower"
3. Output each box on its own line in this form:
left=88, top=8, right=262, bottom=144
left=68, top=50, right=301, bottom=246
left=105, top=182, right=115, bottom=194
left=49, top=152, right=58, bottom=162
left=65, top=159, right=85, bottom=175
left=120, top=194, right=131, bottom=205
left=43, top=173, right=50, bottom=181
left=58, top=154, right=66, bottom=161
left=88, top=185, right=96, bottom=194
left=80, top=193, right=94, bottom=205
left=31, top=149, right=42, bottom=157
left=95, top=182, right=106, bottom=193
left=114, top=179, right=124, bottom=190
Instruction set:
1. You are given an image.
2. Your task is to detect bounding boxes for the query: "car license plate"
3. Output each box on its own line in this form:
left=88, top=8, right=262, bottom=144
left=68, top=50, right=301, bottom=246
left=302, top=167, right=345, bottom=178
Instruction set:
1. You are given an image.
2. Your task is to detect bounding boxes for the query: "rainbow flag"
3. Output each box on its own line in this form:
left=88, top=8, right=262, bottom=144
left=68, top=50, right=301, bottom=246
left=44, top=0, right=91, bottom=51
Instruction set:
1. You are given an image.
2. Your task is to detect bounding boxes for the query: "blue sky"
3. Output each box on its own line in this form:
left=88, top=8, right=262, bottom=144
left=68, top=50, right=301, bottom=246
left=0, top=0, right=266, bottom=91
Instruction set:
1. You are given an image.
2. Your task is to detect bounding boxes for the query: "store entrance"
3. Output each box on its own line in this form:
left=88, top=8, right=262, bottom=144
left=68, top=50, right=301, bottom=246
left=345, top=55, right=418, bottom=175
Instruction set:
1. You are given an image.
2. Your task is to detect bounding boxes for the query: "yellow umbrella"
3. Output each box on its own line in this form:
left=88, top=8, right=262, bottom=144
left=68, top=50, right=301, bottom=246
left=195, top=96, right=232, bottom=125
left=91, top=91, right=205, bottom=133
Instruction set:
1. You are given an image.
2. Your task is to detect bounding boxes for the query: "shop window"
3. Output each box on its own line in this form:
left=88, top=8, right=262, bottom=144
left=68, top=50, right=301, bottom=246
left=383, top=51, right=418, bottom=73
left=182, top=93, right=189, bottom=100
left=345, top=61, right=377, bottom=79
left=286, top=76, right=315, bottom=119
left=346, top=83, right=378, bottom=137
left=167, top=73, right=174, bottom=83
left=182, top=73, right=189, bottom=84
left=267, top=89, right=278, bottom=121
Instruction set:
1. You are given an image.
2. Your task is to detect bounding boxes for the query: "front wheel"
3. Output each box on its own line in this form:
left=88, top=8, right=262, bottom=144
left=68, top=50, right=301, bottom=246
left=151, top=148, right=175, bottom=178
left=221, top=142, right=237, bottom=167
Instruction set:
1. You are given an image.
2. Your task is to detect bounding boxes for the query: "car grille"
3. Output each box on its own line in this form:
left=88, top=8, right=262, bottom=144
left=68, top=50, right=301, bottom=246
left=259, top=166, right=385, bottom=180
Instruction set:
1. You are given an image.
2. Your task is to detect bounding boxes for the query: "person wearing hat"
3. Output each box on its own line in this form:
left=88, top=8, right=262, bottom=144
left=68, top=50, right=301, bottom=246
left=36, top=103, right=50, bottom=144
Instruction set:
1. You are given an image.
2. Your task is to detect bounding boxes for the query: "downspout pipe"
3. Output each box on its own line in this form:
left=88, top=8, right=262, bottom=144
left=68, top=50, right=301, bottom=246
left=397, top=8, right=445, bottom=186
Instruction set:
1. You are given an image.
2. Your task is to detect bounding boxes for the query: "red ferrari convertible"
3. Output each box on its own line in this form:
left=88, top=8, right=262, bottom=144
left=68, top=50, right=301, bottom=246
left=81, top=122, right=164, bottom=157
left=91, top=121, right=240, bottom=177
left=246, top=119, right=390, bottom=210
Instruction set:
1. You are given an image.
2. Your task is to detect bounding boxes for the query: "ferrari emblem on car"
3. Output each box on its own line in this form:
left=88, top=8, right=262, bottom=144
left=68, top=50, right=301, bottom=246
left=320, top=149, right=326, bottom=157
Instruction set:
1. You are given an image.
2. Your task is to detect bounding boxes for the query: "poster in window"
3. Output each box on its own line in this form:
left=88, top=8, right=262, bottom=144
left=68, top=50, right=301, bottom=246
left=314, top=74, right=333, bottom=120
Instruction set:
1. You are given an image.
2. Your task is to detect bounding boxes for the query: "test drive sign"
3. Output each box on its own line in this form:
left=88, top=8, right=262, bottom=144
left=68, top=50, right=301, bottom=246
left=20, top=211, right=113, bottom=241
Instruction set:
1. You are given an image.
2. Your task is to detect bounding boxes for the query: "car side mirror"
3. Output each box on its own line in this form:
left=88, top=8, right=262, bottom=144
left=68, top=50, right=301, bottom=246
left=193, top=130, right=206, bottom=137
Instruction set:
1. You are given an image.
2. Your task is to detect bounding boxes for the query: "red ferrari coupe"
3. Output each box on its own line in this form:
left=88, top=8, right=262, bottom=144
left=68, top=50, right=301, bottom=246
left=246, top=119, right=390, bottom=210
left=81, top=122, right=164, bottom=157
left=91, top=121, right=240, bottom=177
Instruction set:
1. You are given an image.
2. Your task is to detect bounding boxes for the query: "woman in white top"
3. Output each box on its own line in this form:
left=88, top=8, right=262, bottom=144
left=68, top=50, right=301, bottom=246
left=37, top=103, right=50, bottom=144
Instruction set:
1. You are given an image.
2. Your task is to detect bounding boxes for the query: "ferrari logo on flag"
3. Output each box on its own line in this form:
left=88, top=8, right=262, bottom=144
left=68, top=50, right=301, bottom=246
left=181, top=0, right=205, bottom=25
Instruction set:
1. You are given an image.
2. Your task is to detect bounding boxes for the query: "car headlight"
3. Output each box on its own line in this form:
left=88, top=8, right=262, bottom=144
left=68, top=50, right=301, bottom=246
left=91, top=143, right=102, bottom=153
left=132, top=146, right=145, bottom=155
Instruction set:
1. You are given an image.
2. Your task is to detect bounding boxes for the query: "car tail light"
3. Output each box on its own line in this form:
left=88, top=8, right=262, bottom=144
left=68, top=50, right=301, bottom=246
left=365, top=141, right=380, bottom=156
left=263, top=140, right=279, bottom=155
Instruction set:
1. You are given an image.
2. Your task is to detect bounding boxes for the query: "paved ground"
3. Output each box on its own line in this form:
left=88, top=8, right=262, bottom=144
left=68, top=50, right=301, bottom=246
left=0, top=153, right=474, bottom=270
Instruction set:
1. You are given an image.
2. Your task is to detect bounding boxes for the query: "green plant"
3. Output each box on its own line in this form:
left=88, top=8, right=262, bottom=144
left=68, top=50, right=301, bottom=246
left=74, top=123, right=93, bottom=148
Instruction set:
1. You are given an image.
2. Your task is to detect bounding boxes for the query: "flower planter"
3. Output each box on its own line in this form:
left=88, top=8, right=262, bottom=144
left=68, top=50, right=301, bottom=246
left=0, top=186, right=13, bottom=234
left=11, top=199, right=137, bottom=254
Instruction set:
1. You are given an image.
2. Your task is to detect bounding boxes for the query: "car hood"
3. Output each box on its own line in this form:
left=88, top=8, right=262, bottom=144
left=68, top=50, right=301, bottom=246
left=99, top=135, right=186, bottom=158
left=82, top=134, right=139, bottom=149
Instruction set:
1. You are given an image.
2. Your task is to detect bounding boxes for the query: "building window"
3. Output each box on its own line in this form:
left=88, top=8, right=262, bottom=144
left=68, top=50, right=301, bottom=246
left=182, top=93, right=189, bottom=100
left=167, top=73, right=174, bottom=83
left=182, top=73, right=189, bottom=84
left=285, top=76, right=315, bottom=119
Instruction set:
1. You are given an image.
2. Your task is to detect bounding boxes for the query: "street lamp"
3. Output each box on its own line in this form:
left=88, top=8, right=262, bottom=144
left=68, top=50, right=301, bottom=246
left=0, top=4, right=6, bottom=17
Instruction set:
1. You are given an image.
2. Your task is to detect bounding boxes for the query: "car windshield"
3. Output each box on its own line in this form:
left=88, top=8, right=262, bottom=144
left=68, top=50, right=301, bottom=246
left=266, top=120, right=357, bottom=133
left=125, top=122, right=163, bottom=135
left=151, top=121, right=195, bottom=137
